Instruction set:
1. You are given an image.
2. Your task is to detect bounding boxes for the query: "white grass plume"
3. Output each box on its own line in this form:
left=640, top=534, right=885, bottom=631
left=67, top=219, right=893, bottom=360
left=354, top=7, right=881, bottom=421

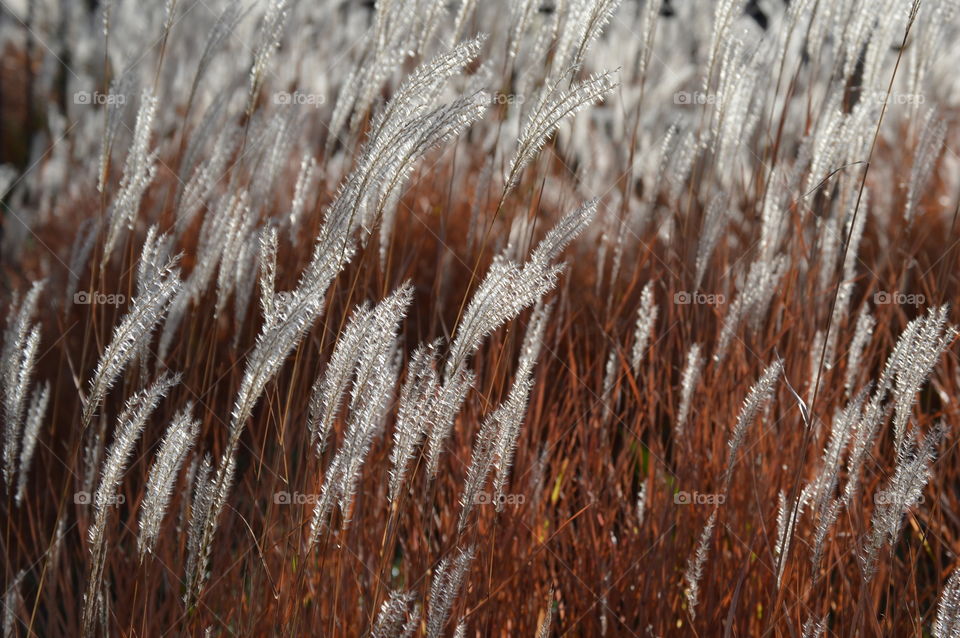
left=570, top=0, right=624, bottom=72
left=695, top=194, right=728, bottom=291
left=376, top=93, right=489, bottom=267
left=862, top=422, right=944, bottom=582
left=808, top=389, right=867, bottom=512
left=94, top=372, right=180, bottom=530
left=325, top=36, right=485, bottom=236
left=134, top=226, right=174, bottom=381
left=458, top=408, right=498, bottom=533
left=506, top=0, right=538, bottom=66
left=82, top=258, right=181, bottom=429
left=138, top=404, right=200, bottom=560
left=630, top=282, right=657, bottom=374
left=844, top=309, right=875, bottom=397
left=307, top=285, right=413, bottom=542
left=715, top=256, right=788, bottom=363
left=102, top=90, right=159, bottom=267
left=175, top=121, right=239, bottom=237
left=490, top=302, right=551, bottom=508
left=723, top=360, right=782, bottom=489
left=683, top=509, right=717, bottom=620
left=935, top=568, right=960, bottom=638
left=214, top=191, right=254, bottom=319
left=600, top=345, right=618, bottom=422
left=459, top=305, right=549, bottom=532
left=160, top=190, right=246, bottom=359
left=288, top=154, right=316, bottom=241
left=3, top=569, right=25, bottom=638
left=2, top=279, right=44, bottom=492
left=188, top=226, right=355, bottom=603
left=307, top=301, right=374, bottom=451
left=82, top=372, right=180, bottom=636
left=810, top=496, right=841, bottom=583
left=446, top=200, right=596, bottom=379
left=905, top=109, right=946, bottom=223
left=536, top=588, right=555, bottom=638
left=389, top=340, right=441, bottom=503
left=427, top=545, right=475, bottom=638
left=329, top=289, right=410, bottom=525
left=370, top=36, right=486, bottom=151
left=14, top=381, right=49, bottom=505
left=842, top=322, right=920, bottom=507
left=246, top=0, right=291, bottom=117
left=802, top=615, right=827, bottom=638
left=258, top=225, right=279, bottom=324
left=676, top=343, right=704, bottom=439
left=636, top=483, right=647, bottom=525
left=774, top=488, right=804, bottom=587
left=184, top=453, right=213, bottom=609
left=502, top=71, right=618, bottom=199
left=425, top=368, right=475, bottom=479
left=372, top=590, right=418, bottom=638
left=890, top=306, right=955, bottom=457
left=97, top=72, right=136, bottom=195
left=429, top=203, right=593, bottom=480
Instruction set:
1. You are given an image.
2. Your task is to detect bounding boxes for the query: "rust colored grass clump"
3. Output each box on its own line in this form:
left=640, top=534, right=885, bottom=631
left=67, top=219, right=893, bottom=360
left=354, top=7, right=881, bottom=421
left=2, top=1, right=960, bottom=637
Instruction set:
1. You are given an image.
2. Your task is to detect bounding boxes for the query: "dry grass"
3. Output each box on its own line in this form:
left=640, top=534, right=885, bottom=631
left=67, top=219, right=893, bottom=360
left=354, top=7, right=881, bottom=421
left=2, top=1, right=960, bottom=636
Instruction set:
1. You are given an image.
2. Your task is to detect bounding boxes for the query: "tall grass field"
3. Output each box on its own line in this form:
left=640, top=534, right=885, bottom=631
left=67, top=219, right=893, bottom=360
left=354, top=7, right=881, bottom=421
left=2, top=0, right=960, bottom=635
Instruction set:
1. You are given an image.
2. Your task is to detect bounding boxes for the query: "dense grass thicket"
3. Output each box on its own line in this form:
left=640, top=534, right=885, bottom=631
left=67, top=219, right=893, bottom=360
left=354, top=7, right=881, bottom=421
left=2, top=0, right=960, bottom=635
